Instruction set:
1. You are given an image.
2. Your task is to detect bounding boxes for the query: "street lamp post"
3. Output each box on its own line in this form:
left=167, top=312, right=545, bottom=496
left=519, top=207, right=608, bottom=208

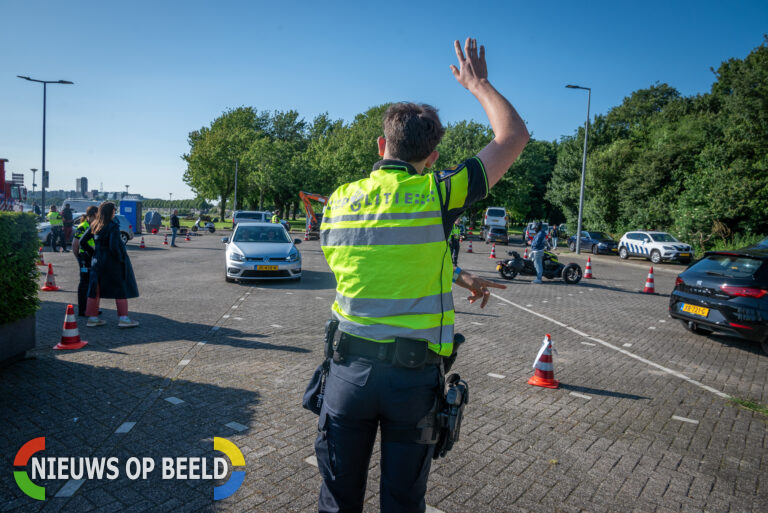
left=30, top=168, right=37, bottom=202
left=17, top=76, right=73, bottom=212
left=233, top=160, right=239, bottom=213
left=566, top=84, right=591, bottom=255
left=169, top=193, right=172, bottom=216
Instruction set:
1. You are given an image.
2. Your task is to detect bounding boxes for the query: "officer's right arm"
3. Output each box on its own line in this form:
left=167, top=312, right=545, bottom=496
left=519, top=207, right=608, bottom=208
left=450, top=38, right=529, bottom=189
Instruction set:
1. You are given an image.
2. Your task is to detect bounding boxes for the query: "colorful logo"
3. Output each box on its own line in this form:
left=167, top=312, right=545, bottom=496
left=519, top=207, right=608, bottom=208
left=14, top=437, right=46, bottom=500
left=213, top=437, right=245, bottom=500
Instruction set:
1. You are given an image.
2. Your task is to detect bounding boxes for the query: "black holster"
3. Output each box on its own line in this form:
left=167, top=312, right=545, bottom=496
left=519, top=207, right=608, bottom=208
left=301, top=319, right=338, bottom=415
left=433, top=373, right=469, bottom=459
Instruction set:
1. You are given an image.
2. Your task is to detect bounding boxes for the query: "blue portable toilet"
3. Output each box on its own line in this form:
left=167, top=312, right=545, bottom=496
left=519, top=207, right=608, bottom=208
left=119, top=199, right=143, bottom=234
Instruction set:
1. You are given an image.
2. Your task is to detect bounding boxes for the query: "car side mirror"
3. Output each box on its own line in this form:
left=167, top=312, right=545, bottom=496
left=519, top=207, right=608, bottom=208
left=293, top=239, right=302, bottom=245
left=221, top=237, right=229, bottom=243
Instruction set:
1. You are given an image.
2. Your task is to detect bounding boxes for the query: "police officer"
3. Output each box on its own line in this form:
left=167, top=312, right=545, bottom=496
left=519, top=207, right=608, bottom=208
left=47, top=205, right=67, bottom=251
left=72, top=206, right=98, bottom=316
left=271, top=209, right=280, bottom=224
left=315, top=38, right=529, bottom=513
left=449, top=218, right=462, bottom=265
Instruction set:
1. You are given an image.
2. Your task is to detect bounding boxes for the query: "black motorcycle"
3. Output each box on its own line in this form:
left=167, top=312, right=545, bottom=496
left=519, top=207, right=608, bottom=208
left=496, top=250, right=583, bottom=284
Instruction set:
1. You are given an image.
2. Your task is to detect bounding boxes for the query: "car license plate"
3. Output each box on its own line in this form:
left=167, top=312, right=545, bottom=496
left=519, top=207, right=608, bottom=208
left=681, top=303, right=708, bottom=317
left=257, top=265, right=278, bottom=271
left=496, top=264, right=502, bottom=271
left=679, top=253, right=690, bottom=257
left=611, top=248, right=617, bottom=252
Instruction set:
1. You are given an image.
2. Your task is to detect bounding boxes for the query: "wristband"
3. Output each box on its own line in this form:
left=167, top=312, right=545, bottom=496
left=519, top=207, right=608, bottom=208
left=452, top=267, right=462, bottom=283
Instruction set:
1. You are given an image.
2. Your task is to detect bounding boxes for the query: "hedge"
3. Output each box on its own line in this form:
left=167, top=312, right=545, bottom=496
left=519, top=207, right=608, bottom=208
left=0, top=212, right=40, bottom=324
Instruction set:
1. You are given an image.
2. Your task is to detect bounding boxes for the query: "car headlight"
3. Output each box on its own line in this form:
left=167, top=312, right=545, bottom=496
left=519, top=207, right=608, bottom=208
left=287, top=250, right=299, bottom=262
left=229, top=252, right=245, bottom=262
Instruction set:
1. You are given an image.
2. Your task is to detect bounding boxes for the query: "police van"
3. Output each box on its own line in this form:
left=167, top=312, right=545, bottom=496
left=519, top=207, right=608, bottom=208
left=618, top=231, right=694, bottom=264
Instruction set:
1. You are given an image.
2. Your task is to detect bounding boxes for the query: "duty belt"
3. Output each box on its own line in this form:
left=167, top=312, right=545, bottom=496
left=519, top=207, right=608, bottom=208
left=338, top=332, right=442, bottom=365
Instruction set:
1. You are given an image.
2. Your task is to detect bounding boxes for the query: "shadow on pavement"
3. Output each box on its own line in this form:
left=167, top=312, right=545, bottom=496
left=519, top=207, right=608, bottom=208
left=40, top=300, right=309, bottom=354
left=0, top=357, right=261, bottom=510
left=233, top=269, right=336, bottom=291
left=559, top=383, right=651, bottom=400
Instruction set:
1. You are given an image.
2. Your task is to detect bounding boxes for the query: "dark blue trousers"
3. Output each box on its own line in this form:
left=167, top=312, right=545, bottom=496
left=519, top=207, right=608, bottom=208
left=315, top=355, right=440, bottom=513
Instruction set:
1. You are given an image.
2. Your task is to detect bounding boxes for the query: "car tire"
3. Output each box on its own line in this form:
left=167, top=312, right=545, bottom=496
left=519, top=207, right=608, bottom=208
left=225, top=269, right=235, bottom=283
left=120, top=232, right=129, bottom=245
left=681, top=320, right=712, bottom=336
left=569, top=241, right=576, bottom=252
left=592, top=245, right=599, bottom=255
left=619, top=247, right=628, bottom=259
left=679, top=258, right=691, bottom=265
left=651, top=250, right=662, bottom=264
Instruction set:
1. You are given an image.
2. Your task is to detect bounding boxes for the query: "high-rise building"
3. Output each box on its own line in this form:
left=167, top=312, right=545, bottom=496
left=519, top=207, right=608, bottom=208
left=76, top=177, right=88, bottom=195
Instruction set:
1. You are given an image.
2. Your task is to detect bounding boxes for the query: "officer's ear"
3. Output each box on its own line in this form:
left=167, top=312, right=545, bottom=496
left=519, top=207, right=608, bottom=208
left=424, top=150, right=440, bottom=169
left=377, top=136, right=386, bottom=157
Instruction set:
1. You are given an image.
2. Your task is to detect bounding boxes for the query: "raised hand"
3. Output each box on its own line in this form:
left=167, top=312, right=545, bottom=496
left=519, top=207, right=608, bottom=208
left=450, top=37, right=488, bottom=91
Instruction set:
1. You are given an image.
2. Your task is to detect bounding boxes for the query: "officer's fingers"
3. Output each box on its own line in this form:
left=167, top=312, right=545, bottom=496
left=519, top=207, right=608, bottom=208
left=479, top=44, right=485, bottom=62
left=449, top=64, right=460, bottom=79
left=480, top=289, right=491, bottom=308
left=470, top=38, right=478, bottom=60
left=484, top=280, right=506, bottom=289
left=454, top=40, right=465, bottom=63
left=463, top=37, right=472, bottom=61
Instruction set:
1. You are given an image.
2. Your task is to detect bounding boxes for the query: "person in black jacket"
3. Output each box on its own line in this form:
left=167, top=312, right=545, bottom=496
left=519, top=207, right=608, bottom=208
left=170, top=209, right=180, bottom=247
left=80, top=202, right=140, bottom=328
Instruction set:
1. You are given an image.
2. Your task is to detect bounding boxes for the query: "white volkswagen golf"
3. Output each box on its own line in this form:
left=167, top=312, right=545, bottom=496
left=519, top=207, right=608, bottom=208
left=222, top=222, right=302, bottom=282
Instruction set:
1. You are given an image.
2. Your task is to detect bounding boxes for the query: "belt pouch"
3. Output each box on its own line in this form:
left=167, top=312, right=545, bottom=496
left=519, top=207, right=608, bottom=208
left=392, top=337, right=428, bottom=369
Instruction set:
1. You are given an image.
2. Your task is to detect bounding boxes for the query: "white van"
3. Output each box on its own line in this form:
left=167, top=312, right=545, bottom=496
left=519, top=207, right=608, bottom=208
left=483, top=207, right=508, bottom=228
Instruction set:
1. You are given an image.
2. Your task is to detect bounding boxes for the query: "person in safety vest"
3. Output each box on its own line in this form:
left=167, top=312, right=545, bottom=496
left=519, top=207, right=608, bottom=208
left=449, top=218, right=462, bottom=265
left=271, top=209, right=280, bottom=224
left=47, top=205, right=67, bottom=252
left=72, top=206, right=98, bottom=316
left=314, top=38, right=529, bottom=513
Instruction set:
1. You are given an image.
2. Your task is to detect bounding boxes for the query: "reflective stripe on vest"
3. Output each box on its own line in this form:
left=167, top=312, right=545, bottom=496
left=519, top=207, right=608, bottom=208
left=321, top=167, right=455, bottom=356
left=75, top=221, right=95, bottom=253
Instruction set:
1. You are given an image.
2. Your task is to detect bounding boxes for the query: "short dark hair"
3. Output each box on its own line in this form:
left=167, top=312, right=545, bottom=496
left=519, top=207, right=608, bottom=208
left=382, top=103, right=445, bottom=163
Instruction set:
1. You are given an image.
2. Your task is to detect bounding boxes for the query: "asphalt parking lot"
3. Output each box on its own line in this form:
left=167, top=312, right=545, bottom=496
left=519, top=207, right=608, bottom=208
left=1, top=233, right=766, bottom=512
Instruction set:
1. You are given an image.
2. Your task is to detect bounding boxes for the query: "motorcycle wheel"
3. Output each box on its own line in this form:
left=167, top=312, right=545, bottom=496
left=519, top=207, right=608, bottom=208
left=499, top=265, right=517, bottom=280
left=208, top=227, right=215, bottom=233
left=563, top=263, right=583, bottom=284
left=191, top=225, right=198, bottom=232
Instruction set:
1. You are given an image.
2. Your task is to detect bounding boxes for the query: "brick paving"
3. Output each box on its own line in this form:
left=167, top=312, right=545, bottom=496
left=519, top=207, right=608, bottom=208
left=1, top=233, right=766, bottom=512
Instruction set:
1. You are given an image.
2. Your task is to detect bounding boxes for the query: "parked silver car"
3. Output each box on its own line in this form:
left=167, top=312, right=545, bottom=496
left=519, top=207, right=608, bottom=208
left=222, top=222, right=302, bottom=282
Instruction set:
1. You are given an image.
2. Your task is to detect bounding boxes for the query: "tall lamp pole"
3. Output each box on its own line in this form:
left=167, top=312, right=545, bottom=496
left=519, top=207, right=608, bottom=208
left=17, top=76, right=73, bottom=212
left=566, top=84, right=591, bottom=255
left=30, top=168, right=38, bottom=202
left=233, top=160, right=239, bottom=213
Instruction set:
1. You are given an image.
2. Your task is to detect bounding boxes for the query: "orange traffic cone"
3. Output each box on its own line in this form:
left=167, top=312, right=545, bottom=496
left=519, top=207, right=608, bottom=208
left=489, top=243, right=497, bottom=259
left=584, top=257, right=594, bottom=279
left=163, top=234, right=168, bottom=245
left=467, top=240, right=473, bottom=253
left=41, top=263, right=60, bottom=291
left=523, top=247, right=528, bottom=260
left=528, top=334, right=559, bottom=389
left=304, top=231, right=309, bottom=241
left=185, top=232, right=191, bottom=241
left=139, top=237, right=146, bottom=249
left=642, top=266, right=655, bottom=293
left=53, top=304, right=88, bottom=350
left=37, top=247, right=46, bottom=266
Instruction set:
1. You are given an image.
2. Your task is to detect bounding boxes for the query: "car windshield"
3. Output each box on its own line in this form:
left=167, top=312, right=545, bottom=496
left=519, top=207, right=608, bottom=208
left=487, top=209, right=505, bottom=217
left=690, top=255, right=764, bottom=279
left=236, top=212, right=265, bottom=221
left=234, top=226, right=290, bottom=243
left=754, top=237, right=768, bottom=248
left=491, top=228, right=506, bottom=234
left=586, top=231, right=609, bottom=240
left=650, top=233, right=679, bottom=242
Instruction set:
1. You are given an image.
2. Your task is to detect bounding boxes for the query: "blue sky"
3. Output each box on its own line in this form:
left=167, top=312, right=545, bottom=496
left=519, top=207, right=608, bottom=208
left=2, top=0, right=766, bottom=199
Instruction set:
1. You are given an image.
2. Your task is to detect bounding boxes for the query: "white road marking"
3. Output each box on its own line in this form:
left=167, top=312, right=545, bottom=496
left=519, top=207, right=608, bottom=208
left=579, top=291, right=584, bottom=294
left=197, top=341, right=206, bottom=346
left=231, top=305, right=238, bottom=309
left=471, top=322, right=484, bottom=326
left=286, top=292, right=294, bottom=295
left=487, top=373, right=505, bottom=379
left=672, top=415, right=699, bottom=425
left=570, top=328, right=589, bottom=337
left=305, top=455, right=318, bottom=467
left=223, top=314, right=230, bottom=319
left=556, top=297, right=561, bottom=300
left=165, top=397, right=184, bottom=405
left=542, top=300, right=548, bottom=303
left=315, top=297, right=324, bottom=300
left=426, top=506, right=446, bottom=513
left=581, top=342, right=596, bottom=346
left=179, top=359, right=191, bottom=366
left=623, top=343, right=632, bottom=347
left=271, top=324, right=283, bottom=328
left=55, top=479, right=86, bottom=497
left=569, top=392, right=592, bottom=400
left=115, top=422, right=136, bottom=434
left=659, top=319, right=666, bottom=323
left=233, top=317, right=243, bottom=320
left=225, top=421, right=248, bottom=432
left=526, top=304, right=533, bottom=307
left=568, top=294, right=573, bottom=297
left=648, top=326, right=656, bottom=330
left=490, top=293, right=731, bottom=399
left=239, top=297, right=246, bottom=301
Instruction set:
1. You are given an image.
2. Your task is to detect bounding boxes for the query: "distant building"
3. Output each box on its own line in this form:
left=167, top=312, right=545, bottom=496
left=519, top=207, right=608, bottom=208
left=76, top=177, right=88, bottom=196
